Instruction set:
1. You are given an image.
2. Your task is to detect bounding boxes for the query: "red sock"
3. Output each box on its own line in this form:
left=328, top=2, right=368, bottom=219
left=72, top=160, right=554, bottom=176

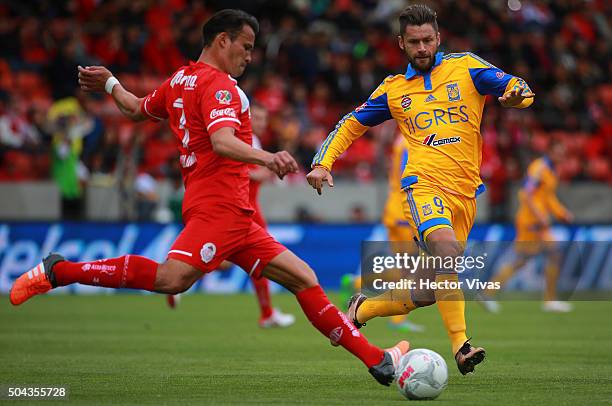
left=53, top=255, right=158, bottom=291
left=251, top=276, right=273, bottom=319
left=296, top=285, right=384, bottom=368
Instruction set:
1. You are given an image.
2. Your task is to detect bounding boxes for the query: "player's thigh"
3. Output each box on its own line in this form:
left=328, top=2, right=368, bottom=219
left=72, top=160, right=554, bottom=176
left=227, top=222, right=316, bottom=293
left=261, top=250, right=318, bottom=294
left=449, top=194, right=476, bottom=242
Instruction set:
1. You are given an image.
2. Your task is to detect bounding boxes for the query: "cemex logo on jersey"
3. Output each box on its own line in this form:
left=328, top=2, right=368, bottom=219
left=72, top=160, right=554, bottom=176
left=423, top=133, right=461, bottom=147
left=170, top=69, right=197, bottom=90
left=215, top=90, right=232, bottom=105
left=210, top=108, right=237, bottom=120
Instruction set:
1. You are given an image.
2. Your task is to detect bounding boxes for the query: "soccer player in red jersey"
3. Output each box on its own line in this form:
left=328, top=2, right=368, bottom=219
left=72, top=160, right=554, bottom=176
left=9, top=9, right=407, bottom=386
left=167, top=103, right=295, bottom=328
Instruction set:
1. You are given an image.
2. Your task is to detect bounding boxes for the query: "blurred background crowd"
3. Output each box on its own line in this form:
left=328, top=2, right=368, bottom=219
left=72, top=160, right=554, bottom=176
left=0, top=0, right=610, bottom=221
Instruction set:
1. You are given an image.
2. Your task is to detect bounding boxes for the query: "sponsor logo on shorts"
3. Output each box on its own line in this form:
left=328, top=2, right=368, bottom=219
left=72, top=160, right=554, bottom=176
left=82, top=263, right=91, bottom=272
left=210, top=108, right=237, bottom=119
left=215, top=90, right=232, bottom=105
left=329, top=326, right=343, bottom=345
left=200, top=242, right=217, bottom=263
left=496, top=71, right=505, bottom=79
left=423, top=133, right=461, bottom=147
left=354, top=102, right=367, bottom=112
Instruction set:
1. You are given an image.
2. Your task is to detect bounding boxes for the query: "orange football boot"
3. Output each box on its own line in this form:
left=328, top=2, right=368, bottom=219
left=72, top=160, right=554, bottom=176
left=9, top=254, right=64, bottom=306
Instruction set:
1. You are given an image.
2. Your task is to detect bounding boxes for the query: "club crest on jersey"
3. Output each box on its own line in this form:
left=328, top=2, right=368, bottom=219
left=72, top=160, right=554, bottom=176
left=422, top=203, right=433, bottom=216
left=423, top=133, right=461, bottom=147
left=200, top=242, right=217, bottom=264
left=400, top=95, right=412, bottom=111
left=446, top=82, right=461, bottom=102
left=215, top=90, right=232, bottom=105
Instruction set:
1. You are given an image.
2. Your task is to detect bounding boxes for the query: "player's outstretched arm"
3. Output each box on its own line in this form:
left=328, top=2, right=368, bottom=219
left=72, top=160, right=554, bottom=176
left=210, top=127, right=298, bottom=179
left=77, top=66, right=146, bottom=122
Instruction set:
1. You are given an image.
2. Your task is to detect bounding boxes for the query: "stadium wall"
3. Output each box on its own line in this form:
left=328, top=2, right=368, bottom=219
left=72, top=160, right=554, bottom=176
left=0, top=182, right=611, bottom=223
left=0, top=222, right=609, bottom=295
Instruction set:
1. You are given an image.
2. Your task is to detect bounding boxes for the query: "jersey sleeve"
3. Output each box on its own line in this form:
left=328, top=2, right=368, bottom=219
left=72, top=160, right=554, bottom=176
left=141, top=78, right=171, bottom=122
left=201, top=78, right=242, bottom=135
left=466, top=53, right=534, bottom=108
left=311, top=79, right=392, bottom=170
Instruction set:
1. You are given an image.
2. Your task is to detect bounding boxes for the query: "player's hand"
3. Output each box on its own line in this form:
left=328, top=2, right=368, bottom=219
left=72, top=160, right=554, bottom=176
left=265, top=151, right=298, bottom=180
left=498, top=86, right=535, bottom=107
left=306, top=166, right=334, bottom=195
left=78, top=65, right=113, bottom=93
left=560, top=211, right=574, bottom=223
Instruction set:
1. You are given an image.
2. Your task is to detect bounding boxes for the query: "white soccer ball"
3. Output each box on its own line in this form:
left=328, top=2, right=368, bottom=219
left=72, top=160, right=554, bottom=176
left=395, top=349, right=448, bottom=400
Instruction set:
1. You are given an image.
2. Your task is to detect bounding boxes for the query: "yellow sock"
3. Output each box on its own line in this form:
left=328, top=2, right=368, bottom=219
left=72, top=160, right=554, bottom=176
left=544, top=262, right=559, bottom=302
left=434, top=273, right=468, bottom=355
left=356, top=288, right=416, bottom=324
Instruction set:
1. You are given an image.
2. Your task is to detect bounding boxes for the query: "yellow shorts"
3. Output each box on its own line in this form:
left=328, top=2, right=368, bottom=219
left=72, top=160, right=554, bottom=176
left=514, top=221, right=555, bottom=254
left=402, top=184, right=476, bottom=242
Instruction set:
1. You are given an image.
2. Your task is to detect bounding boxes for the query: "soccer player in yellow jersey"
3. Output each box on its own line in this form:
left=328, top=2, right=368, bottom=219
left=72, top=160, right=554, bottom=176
left=306, top=4, right=534, bottom=375
left=483, top=143, right=574, bottom=313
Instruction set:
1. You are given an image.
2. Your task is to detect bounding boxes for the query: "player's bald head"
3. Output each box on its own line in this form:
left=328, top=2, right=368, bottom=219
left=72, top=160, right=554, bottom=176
left=202, top=9, right=259, bottom=48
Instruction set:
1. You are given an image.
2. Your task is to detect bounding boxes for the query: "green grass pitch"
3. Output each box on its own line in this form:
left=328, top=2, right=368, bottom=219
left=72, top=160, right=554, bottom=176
left=1, top=294, right=612, bottom=405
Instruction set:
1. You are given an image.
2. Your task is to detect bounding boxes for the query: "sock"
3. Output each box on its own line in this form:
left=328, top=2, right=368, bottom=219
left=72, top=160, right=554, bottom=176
left=251, top=276, right=273, bottom=319
left=434, top=273, right=468, bottom=355
left=296, top=285, right=384, bottom=368
left=544, top=262, right=559, bottom=302
left=356, top=288, right=416, bottom=324
left=53, top=255, right=158, bottom=291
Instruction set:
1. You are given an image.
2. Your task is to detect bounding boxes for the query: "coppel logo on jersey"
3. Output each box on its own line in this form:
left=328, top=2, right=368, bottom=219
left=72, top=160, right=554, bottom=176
left=215, top=90, right=232, bottom=105
left=446, top=82, right=461, bottom=102
left=423, top=133, right=461, bottom=147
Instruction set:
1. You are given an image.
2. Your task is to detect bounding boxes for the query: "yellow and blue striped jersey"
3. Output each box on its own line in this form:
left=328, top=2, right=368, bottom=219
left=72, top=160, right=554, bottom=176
left=517, top=157, right=569, bottom=224
left=312, top=52, right=533, bottom=198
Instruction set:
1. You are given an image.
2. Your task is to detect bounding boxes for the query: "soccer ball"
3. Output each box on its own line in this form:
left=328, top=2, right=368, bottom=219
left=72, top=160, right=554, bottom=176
left=395, top=349, right=448, bottom=400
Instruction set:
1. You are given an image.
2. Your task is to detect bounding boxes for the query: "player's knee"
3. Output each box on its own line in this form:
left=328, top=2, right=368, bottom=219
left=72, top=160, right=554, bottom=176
left=155, top=261, right=198, bottom=294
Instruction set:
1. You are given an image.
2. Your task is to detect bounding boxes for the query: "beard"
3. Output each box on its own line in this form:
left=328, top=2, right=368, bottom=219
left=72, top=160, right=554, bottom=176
left=407, top=47, right=438, bottom=72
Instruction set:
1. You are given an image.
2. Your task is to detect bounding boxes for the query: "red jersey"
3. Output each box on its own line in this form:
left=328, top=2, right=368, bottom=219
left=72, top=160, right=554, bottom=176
left=140, top=61, right=254, bottom=219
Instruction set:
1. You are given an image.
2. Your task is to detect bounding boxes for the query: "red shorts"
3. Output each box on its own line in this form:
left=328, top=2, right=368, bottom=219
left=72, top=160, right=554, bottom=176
left=167, top=213, right=286, bottom=278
